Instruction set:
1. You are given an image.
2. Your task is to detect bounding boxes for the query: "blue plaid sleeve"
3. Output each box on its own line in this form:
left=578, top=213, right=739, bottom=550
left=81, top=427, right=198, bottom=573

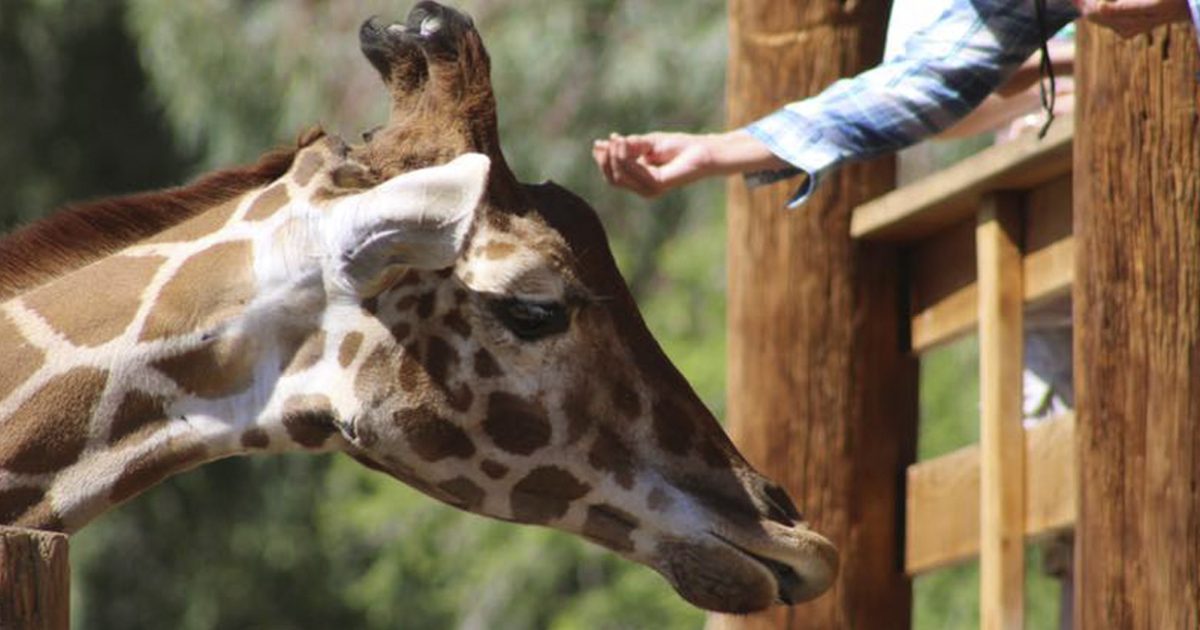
left=1189, top=0, right=1200, bottom=49
left=744, top=0, right=1079, bottom=208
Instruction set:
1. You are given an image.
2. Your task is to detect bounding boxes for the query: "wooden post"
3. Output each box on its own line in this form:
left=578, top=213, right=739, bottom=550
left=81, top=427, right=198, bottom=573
left=976, top=194, right=1025, bottom=630
left=723, top=1, right=916, bottom=629
left=1074, top=19, right=1200, bottom=630
left=0, top=526, right=70, bottom=630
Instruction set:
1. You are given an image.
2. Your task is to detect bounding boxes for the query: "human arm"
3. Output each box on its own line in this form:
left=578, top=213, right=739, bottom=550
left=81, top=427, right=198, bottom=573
left=740, top=0, right=1081, bottom=206
left=595, top=0, right=1080, bottom=205
left=594, top=0, right=1196, bottom=205
left=591, top=130, right=789, bottom=198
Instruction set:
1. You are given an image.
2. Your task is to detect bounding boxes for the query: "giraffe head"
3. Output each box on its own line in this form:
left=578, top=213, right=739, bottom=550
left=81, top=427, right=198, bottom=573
left=284, top=2, right=837, bottom=613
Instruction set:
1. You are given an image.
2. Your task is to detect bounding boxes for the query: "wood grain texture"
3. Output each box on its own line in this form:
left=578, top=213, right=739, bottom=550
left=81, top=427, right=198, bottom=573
left=976, top=194, right=1025, bottom=630
left=0, top=526, right=69, bottom=630
left=1074, top=20, right=1200, bottom=630
left=906, top=414, right=1075, bottom=575
left=722, top=1, right=916, bottom=628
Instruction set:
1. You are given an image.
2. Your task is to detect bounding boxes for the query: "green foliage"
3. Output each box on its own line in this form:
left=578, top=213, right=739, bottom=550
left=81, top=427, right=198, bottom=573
left=0, top=0, right=192, bottom=229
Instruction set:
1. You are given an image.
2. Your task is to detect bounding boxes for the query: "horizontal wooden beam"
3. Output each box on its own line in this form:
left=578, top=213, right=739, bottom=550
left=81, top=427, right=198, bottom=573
left=909, top=175, right=1073, bottom=353
left=851, top=120, right=1073, bottom=242
left=905, top=413, right=1076, bottom=575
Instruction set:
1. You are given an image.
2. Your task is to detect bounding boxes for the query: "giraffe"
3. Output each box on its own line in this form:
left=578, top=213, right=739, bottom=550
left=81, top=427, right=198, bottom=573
left=0, top=1, right=838, bottom=614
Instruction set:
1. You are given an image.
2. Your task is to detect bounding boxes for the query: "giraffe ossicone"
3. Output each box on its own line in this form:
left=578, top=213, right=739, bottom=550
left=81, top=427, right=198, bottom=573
left=0, top=1, right=838, bottom=614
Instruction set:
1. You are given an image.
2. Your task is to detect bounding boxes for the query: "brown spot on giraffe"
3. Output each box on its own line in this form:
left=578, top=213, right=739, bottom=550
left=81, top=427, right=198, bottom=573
left=397, top=343, right=424, bottom=392
left=282, top=394, right=338, bottom=448
left=437, top=477, right=485, bottom=511
left=416, top=292, right=436, bottom=318
left=0, top=311, right=44, bottom=400
left=390, top=321, right=413, bottom=342
left=483, top=392, right=551, bottom=455
left=480, top=459, right=508, bottom=479
left=108, top=389, right=168, bottom=448
left=510, top=466, right=591, bottom=523
left=292, top=151, right=325, bottom=187
left=444, top=384, right=474, bottom=412
left=142, top=199, right=241, bottom=245
left=395, top=405, right=475, bottom=462
left=473, top=347, right=501, bottom=378
left=338, top=331, right=364, bottom=368
left=140, top=240, right=257, bottom=341
left=243, top=183, right=291, bottom=221
left=396, top=270, right=422, bottom=287
left=153, top=337, right=255, bottom=400
left=484, top=241, right=516, bottom=260
left=423, top=335, right=458, bottom=386
left=110, top=441, right=208, bottom=504
left=611, top=380, right=641, bottom=419
left=241, top=428, right=270, bottom=450
left=582, top=504, right=638, bottom=553
left=283, top=330, right=326, bottom=375
left=0, top=367, right=107, bottom=474
left=24, top=255, right=165, bottom=348
left=651, top=397, right=692, bottom=456
left=0, top=486, right=45, bottom=524
left=588, top=427, right=636, bottom=490
left=442, top=309, right=471, bottom=337
left=354, top=345, right=396, bottom=404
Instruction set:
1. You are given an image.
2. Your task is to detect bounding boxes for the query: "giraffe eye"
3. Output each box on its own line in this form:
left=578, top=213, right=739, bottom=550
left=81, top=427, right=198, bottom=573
left=491, top=298, right=569, bottom=341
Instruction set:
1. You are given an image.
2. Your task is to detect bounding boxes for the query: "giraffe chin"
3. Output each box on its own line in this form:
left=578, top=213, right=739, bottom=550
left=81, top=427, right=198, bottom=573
left=652, top=528, right=838, bottom=614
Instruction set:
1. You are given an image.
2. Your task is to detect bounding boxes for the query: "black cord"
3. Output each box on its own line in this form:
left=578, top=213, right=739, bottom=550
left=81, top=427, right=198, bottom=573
left=1034, top=0, right=1057, bottom=139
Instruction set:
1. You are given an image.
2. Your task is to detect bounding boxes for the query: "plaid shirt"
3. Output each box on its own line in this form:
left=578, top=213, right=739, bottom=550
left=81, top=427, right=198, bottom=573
left=745, top=0, right=1200, bottom=208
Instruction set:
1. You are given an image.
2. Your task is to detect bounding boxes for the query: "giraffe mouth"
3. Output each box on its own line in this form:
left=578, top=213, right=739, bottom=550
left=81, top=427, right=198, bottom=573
left=709, top=531, right=831, bottom=606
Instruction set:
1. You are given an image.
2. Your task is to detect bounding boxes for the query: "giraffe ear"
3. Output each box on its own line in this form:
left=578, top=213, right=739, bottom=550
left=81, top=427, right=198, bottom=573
left=329, top=152, right=489, bottom=293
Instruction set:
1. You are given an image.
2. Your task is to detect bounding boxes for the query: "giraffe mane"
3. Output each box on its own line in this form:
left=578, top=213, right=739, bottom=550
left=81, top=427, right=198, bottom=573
left=0, top=128, right=327, bottom=301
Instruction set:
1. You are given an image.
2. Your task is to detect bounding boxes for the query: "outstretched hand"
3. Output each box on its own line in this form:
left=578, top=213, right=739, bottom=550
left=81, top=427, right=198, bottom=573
left=593, top=130, right=789, bottom=198
left=592, top=132, right=715, bottom=198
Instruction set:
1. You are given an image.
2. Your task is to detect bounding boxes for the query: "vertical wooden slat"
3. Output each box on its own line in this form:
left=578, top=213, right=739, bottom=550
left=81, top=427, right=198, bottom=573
left=0, top=526, right=70, bottom=630
left=976, top=193, right=1025, bottom=630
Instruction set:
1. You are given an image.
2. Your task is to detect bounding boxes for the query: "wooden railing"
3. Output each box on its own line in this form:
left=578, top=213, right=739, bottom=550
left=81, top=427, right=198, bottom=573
left=851, top=119, right=1077, bottom=629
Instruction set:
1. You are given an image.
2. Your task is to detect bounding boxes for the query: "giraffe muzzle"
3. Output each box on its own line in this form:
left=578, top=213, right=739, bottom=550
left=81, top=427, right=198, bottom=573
left=710, top=528, right=838, bottom=606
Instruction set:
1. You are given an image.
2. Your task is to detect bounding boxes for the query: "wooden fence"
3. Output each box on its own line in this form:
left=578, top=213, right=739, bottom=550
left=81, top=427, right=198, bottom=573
left=853, top=120, right=1076, bottom=629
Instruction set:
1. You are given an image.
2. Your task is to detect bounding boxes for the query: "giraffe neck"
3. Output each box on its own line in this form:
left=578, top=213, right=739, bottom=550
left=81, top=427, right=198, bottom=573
left=0, top=154, right=349, bottom=533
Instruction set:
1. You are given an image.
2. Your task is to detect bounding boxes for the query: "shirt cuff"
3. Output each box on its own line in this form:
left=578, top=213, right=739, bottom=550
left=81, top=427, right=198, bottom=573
left=742, top=108, right=842, bottom=209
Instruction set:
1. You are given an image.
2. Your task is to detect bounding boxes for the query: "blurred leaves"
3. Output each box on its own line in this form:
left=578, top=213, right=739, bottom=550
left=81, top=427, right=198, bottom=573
left=0, top=0, right=192, bottom=230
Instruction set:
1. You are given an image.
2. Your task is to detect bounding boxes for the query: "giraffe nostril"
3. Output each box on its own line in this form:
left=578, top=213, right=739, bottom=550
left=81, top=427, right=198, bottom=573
left=762, top=483, right=803, bottom=525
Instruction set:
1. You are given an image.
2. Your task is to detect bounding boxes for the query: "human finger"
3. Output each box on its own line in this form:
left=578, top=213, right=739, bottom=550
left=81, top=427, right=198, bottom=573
left=614, top=156, right=660, bottom=197
left=592, top=140, right=616, bottom=185
left=608, top=135, right=628, bottom=186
